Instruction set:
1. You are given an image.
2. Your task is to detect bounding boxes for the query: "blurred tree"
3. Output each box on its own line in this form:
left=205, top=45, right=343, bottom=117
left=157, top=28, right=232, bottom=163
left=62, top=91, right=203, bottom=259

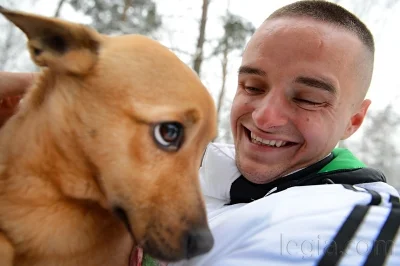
left=350, top=104, right=400, bottom=187
left=0, top=22, right=25, bottom=70
left=54, top=0, right=67, bottom=17
left=192, top=0, right=210, bottom=76
left=215, top=106, right=233, bottom=143
left=332, top=0, right=399, bottom=27
left=69, top=0, right=162, bottom=36
left=213, top=11, right=254, bottom=124
left=0, top=0, right=37, bottom=71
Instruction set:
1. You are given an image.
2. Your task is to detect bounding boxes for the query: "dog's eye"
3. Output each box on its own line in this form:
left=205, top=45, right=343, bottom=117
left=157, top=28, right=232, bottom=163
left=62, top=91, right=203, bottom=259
left=153, top=122, right=184, bottom=151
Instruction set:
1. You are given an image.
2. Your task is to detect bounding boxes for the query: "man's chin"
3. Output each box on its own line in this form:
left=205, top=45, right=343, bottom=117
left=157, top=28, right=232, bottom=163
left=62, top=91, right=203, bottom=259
left=236, top=158, right=284, bottom=184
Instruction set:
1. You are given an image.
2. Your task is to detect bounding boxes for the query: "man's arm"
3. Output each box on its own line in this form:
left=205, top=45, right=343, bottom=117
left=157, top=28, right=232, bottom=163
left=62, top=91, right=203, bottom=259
left=0, top=71, right=35, bottom=127
left=0, top=71, right=35, bottom=96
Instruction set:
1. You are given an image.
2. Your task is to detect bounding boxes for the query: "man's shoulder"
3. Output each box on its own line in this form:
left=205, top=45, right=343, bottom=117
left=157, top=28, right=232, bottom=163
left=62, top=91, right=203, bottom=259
left=319, top=148, right=397, bottom=194
left=200, top=142, right=237, bottom=174
left=199, top=142, right=240, bottom=202
left=201, top=142, right=236, bottom=163
left=185, top=184, right=400, bottom=266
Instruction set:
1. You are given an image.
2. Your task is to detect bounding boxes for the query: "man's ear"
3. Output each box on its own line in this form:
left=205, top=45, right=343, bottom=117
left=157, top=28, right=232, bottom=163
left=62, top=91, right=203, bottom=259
left=341, top=99, right=371, bottom=140
left=0, top=6, right=100, bottom=75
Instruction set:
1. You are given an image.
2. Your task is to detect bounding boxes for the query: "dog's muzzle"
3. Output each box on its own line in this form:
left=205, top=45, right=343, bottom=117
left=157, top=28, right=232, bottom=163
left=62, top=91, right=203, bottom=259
left=113, top=205, right=214, bottom=260
left=185, top=227, right=214, bottom=259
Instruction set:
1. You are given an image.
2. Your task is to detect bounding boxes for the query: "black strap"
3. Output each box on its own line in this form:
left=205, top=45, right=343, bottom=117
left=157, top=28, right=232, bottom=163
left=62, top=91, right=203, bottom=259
left=317, top=205, right=370, bottom=266
left=342, top=185, right=382, bottom=206
left=342, top=184, right=358, bottom=192
left=365, top=188, right=382, bottom=206
left=363, top=207, right=400, bottom=266
left=389, top=194, right=400, bottom=204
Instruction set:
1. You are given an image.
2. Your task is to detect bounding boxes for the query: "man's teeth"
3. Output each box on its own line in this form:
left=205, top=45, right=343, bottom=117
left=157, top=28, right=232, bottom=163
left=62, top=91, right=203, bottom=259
left=250, top=132, right=287, bottom=147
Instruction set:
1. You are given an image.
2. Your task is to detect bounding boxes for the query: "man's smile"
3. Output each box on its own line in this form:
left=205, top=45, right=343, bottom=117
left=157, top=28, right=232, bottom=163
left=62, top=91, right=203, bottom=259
left=243, top=127, right=297, bottom=149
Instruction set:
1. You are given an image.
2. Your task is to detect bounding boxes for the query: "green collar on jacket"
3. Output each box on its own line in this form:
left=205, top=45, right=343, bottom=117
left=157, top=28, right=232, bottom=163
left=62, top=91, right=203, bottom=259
left=318, top=148, right=366, bottom=173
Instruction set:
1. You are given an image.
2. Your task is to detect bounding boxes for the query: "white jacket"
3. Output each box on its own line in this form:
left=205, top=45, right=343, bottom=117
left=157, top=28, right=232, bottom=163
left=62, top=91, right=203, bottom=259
left=172, top=143, right=400, bottom=266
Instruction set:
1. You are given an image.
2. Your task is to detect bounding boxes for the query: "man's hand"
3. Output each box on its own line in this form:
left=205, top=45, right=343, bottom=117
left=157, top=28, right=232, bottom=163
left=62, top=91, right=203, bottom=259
left=0, top=72, right=35, bottom=127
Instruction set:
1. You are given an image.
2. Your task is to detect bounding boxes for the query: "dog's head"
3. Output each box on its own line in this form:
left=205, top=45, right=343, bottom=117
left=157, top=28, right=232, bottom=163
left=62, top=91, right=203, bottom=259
left=0, top=7, right=217, bottom=261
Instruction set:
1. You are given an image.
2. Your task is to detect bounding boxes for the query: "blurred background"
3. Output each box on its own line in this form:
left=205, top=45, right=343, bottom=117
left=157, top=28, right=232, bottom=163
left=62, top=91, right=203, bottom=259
left=1, top=0, right=399, bottom=189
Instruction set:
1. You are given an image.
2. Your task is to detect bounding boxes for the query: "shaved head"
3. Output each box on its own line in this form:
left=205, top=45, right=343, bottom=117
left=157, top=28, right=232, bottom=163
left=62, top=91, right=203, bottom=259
left=265, top=0, right=374, bottom=101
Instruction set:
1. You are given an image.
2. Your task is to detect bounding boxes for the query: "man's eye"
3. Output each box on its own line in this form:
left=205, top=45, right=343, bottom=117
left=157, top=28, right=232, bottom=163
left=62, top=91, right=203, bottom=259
left=293, top=98, right=323, bottom=106
left=244, top=87, right=263, bottom=94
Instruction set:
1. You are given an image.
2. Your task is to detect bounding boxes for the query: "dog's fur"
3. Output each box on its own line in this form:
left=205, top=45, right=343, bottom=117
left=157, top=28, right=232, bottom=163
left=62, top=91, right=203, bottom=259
left=0, top=7, right=217, bottom=266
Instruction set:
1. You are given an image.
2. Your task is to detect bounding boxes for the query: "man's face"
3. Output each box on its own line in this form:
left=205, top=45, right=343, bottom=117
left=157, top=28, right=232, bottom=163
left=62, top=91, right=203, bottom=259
left=230, top=17, right=371, bottom=184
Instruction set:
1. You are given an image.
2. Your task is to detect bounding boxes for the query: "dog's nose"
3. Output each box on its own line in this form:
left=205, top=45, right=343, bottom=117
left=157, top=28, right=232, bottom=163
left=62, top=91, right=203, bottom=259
left=185, top=228, right=214, bottom=259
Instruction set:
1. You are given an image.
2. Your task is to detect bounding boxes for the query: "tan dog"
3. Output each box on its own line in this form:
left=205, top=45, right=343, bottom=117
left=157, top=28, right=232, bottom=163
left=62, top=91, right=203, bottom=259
left=0, top=7, right=216, bottom=266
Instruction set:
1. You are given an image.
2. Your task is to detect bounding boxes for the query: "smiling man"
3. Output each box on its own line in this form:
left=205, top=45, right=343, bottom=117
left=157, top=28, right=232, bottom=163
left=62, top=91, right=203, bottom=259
left=173, top=1, right=400, bottom=265
left=232, top=13, right=372, bottom=185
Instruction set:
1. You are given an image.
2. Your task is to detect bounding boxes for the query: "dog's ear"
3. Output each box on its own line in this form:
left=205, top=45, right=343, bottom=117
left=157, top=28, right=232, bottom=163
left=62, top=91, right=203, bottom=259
left=0, top=6, right=100, bottom=75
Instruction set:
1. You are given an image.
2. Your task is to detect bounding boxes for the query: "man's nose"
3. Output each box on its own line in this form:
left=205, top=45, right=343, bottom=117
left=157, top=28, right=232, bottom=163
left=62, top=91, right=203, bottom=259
left=252, top=92, right=289, bottom=130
